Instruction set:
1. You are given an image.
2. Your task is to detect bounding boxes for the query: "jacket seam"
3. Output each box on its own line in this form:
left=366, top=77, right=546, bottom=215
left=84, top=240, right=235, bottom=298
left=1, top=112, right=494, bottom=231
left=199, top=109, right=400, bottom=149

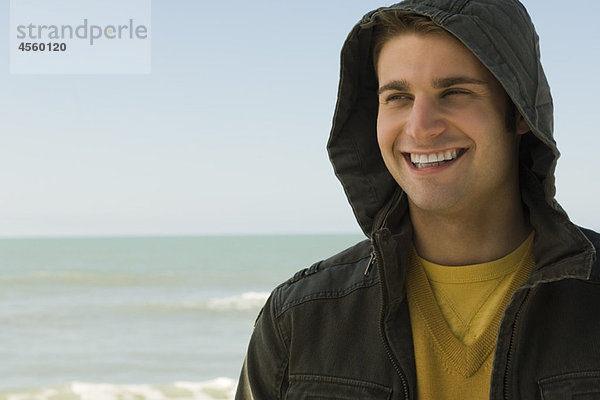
left=309, top=253, right=374, bottom=276
left=289, top=373, right=392, bottom=391
left=286, top=252, right=374, bottom=285
left=401, top=1, right=466, bottom=22
left=276, top=277, right=379, bottom=318
left=538, top=370, right=600, bottom=384
left=272, top=291, right=290, bottom=399
left=324, top=252, right=373, bottom=269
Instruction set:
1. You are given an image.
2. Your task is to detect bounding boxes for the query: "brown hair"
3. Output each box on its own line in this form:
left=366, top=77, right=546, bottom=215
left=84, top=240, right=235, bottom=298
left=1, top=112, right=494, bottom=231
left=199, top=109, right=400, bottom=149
left=371, top=10, right=446, bottom=69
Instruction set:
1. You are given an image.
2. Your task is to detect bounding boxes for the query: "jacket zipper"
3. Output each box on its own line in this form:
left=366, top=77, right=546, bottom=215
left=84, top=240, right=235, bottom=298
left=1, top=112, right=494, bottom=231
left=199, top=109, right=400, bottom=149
left=373, top=239, right=410, bottom=400
left=502, top=288, right=532, bottom=400
left=364, top=252, right=376, bottom=276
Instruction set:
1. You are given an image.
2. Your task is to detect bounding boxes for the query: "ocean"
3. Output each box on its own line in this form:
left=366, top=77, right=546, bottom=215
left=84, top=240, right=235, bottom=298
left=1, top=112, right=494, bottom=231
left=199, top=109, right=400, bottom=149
left=0, top=234, right=364, bottom=400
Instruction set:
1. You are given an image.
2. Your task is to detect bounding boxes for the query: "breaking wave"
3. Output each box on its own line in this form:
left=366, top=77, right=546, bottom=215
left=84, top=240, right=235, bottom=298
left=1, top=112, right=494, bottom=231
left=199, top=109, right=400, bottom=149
left=1, top=378, right=237, bottom=400
left=205, top=292, right=269, bottom=311
left=138, top=292, right=270, bottom=312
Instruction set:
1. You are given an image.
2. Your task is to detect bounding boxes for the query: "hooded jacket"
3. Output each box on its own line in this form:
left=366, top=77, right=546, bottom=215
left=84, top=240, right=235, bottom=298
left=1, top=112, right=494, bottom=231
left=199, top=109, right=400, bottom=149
left=236, top=1, right=600, bottom=399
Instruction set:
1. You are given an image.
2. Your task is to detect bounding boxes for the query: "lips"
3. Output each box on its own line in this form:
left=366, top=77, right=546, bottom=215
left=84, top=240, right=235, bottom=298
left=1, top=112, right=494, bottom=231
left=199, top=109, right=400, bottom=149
left=407, top=149, right=466, bottom=169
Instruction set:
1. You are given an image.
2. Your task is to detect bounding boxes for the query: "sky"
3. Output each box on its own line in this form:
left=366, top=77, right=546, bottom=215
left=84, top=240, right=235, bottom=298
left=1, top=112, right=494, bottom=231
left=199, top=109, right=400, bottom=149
left=0, top=0, right=598, bottom=237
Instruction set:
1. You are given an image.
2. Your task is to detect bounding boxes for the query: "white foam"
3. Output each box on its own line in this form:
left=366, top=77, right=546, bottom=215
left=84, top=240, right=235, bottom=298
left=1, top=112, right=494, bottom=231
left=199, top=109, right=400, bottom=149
left=175, top=378, right=237, bottom=399
left=71, top=382, right=167, bottom=400
left=123, top=292, right=270, bottom=312
left=5, top=387, right=59, bottom=400
left=206, top=292, right=269, bottom=311
left=1, top=379, right=237, bottom=400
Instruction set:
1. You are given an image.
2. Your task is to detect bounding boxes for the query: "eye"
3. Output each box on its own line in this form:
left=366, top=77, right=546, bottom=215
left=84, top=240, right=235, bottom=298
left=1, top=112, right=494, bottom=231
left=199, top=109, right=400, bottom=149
left=382, top=92, right=413, bottom=104
left=442, top=88, right=471, bottom=97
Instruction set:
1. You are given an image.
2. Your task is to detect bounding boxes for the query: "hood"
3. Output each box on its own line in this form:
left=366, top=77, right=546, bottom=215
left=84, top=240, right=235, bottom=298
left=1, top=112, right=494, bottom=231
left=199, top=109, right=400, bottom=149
left=327, top=0, right=559, bottom=237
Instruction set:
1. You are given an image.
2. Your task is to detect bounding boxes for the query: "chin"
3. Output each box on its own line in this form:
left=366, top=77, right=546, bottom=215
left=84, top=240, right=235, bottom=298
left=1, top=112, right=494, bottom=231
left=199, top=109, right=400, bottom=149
left=405, top=192, right=462, bottom=214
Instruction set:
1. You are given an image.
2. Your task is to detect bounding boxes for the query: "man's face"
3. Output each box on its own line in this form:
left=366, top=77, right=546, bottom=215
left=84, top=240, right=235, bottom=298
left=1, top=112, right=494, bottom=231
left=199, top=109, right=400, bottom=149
left=376, top=32, right=528, bottom=217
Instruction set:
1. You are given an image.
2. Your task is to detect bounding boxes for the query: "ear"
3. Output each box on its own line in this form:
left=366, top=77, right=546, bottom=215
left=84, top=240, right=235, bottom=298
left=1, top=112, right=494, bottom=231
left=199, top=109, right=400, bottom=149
left=516, top=113, right=530, bottom=136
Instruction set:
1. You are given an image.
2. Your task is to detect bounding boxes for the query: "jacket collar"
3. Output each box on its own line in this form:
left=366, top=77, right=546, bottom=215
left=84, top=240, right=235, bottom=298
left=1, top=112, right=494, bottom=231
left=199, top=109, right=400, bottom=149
left=520, top=168, right=595, bottom=283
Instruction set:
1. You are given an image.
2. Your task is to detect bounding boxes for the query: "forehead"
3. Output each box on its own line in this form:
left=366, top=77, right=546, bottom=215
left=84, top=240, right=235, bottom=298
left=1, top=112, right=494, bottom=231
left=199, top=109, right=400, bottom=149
left=376, top=32, right=495, bottom=85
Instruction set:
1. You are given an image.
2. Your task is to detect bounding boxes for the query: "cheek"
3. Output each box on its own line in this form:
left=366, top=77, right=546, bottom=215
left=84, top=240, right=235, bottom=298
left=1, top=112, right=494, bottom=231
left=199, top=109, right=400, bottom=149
left=462, top=103, right=506, bottom=134
left=376, top=109, right=400, bottom=154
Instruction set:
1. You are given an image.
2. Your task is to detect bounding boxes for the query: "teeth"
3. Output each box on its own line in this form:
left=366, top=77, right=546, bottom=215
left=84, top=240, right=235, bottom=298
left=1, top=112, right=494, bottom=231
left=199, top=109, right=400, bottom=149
left=409, top=149, right=461, bottom=167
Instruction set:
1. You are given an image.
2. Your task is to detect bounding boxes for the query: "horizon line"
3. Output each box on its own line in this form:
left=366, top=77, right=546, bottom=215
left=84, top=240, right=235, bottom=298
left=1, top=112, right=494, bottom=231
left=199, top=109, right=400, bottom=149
left=0, top=231, right=365, bottom=240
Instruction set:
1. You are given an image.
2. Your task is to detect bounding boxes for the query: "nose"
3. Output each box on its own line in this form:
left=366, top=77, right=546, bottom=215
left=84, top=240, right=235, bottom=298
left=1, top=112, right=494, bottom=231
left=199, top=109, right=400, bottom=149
left=404, top=96, right=446, bottom=143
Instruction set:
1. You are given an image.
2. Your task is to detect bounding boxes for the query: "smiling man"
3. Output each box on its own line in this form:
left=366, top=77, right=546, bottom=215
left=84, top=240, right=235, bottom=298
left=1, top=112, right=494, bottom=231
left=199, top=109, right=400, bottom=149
left=236, top=1, right=600, bottom=399
left=376, top=31, right=532, bottom=268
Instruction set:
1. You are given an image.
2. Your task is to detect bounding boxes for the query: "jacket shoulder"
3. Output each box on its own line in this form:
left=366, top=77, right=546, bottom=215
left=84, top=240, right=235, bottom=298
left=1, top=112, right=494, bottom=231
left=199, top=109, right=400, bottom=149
left=579, top=226, right=600, bottom=281
left=272, top=239, right=378, bottom=317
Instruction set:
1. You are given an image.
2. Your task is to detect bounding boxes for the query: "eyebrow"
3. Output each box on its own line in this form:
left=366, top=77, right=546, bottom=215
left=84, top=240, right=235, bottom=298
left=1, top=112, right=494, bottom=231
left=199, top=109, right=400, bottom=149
left=377, top=80, right=409, bottom=95
left=432, top=76, right=488, bottom=89
left=377, top=76, right=488, bottom=95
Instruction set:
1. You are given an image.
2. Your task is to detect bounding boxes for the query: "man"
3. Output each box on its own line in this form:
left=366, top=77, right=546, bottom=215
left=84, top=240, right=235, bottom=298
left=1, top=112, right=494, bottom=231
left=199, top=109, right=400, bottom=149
left=236, top=0, right=600, bottom=399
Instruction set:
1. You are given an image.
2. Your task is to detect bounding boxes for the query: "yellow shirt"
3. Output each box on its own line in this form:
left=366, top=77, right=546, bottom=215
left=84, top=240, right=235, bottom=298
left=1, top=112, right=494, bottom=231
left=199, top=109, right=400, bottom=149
left=406, top=233, right=535, bottom=399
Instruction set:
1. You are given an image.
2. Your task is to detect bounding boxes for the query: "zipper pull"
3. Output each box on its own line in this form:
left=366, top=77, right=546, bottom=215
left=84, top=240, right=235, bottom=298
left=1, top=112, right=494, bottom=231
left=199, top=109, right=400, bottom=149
left=364, top=252, right=376, bottom=276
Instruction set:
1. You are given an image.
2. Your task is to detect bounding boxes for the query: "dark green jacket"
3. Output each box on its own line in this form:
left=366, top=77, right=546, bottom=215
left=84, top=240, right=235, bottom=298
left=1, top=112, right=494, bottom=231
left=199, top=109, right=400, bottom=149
left=236, top=0, right=600, bottom=398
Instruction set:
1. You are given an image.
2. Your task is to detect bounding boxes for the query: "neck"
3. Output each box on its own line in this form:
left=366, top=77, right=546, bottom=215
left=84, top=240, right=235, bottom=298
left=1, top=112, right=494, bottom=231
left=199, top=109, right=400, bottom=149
left=409, top=196, right=531, bottom=266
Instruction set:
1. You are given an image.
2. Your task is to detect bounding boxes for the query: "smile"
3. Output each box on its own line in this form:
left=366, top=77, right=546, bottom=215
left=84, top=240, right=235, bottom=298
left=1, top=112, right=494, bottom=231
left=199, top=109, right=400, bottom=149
left=408, top=149, right=466, bottom=169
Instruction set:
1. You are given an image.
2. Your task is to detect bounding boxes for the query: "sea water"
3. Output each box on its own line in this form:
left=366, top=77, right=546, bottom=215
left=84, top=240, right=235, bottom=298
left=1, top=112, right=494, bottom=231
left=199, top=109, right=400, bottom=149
left=0, top=234, right=364, bottom=400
